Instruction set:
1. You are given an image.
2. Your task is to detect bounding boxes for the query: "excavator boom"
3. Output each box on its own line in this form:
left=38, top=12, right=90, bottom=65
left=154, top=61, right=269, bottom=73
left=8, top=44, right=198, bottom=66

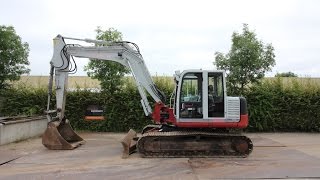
left=43, top=35, right=164, bottom=150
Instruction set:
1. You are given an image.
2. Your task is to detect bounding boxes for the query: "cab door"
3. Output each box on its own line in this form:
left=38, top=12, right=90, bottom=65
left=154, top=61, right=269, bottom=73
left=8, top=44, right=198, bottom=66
left=207, top=72, right=225, bottom=118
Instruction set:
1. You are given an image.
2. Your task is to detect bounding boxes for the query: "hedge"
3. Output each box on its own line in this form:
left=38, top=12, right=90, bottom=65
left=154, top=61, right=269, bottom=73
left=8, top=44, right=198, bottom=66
left=1, top=77, right=320, bottom=132
left=245, top=78, right=320, bottom=132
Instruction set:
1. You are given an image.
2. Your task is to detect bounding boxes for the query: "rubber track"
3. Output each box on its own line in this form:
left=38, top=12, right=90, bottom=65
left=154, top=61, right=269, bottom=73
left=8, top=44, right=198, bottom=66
left=137, top=131, right=253, bottom=158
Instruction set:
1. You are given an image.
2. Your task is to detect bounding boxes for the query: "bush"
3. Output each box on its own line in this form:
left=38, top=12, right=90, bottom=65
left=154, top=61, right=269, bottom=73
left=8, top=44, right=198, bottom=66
left=245, top=77, right=320, bottom=132
left=0, top=77, right=174, bottom=132
left=65, top=86, right=150, bottom=132
left=1, top=77, right=319, bottom=132
left=0, top=85, right=47, bottom=116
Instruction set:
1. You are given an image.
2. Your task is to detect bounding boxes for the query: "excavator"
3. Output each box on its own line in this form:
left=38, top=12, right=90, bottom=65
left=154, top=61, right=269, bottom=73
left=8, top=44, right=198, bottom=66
left=42, top=35, right=253, bottom=158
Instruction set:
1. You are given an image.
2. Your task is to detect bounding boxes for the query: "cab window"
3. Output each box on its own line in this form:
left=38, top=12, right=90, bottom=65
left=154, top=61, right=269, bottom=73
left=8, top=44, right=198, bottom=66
left=208, top=72, right=224, bottom=117
left=179, top=73, right=203, bottom=118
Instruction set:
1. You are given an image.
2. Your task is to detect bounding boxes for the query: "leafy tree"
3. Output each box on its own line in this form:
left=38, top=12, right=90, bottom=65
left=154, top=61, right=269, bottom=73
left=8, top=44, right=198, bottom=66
left=214, top=24, right=275, bottom=95
left=0, top=25, right=30, bottom=89
left=84, top=27, right=129, bottom=93
left=275, top=71, right=297, bottom=77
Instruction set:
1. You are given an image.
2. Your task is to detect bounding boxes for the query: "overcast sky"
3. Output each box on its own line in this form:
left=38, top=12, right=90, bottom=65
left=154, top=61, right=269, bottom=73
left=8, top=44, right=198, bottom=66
left=1, top=0, right=319, bottom=77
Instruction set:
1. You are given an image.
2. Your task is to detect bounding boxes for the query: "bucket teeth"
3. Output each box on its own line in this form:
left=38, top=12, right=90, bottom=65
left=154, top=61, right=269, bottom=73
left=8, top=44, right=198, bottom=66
left=121, top=129, right=138, bottom=158
left=42, top=121, right=85, bottom=150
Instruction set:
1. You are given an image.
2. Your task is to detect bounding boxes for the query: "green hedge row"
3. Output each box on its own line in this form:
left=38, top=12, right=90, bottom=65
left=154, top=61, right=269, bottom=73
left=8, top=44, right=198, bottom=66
left=0, top=80, right=173, bottom=132
left=245, top=78, right=320, bottom=132
left=0, top=86, right=47, bottom=116
left=1, top=78, right=320, bottom=132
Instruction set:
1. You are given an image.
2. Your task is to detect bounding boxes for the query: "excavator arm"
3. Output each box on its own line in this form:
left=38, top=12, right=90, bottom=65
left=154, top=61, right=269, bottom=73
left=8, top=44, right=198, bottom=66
left=43, top=35, right=165, bottom=151
left=49, top=35, right=165, bottom=121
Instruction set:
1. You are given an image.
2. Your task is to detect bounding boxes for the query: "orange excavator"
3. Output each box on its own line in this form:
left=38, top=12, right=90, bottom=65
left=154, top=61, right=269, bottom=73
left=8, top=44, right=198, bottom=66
left=42, top=35, right=253, bottom=158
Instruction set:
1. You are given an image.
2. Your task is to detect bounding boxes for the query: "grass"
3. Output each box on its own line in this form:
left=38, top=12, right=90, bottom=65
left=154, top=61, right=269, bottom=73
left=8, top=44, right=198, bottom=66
left=11, top=75, right=320, bottom=90
left=11, top=75, right=175, bottom=89
left=11, top=76, right=101, bottom=89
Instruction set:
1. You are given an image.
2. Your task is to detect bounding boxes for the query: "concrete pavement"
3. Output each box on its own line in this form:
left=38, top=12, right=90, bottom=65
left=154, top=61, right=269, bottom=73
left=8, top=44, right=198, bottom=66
left=0, top=132, right=319, bottom=179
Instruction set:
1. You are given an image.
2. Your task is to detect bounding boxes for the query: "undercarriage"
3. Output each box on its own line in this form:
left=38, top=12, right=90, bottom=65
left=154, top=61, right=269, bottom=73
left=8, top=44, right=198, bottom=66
left=121, top=125, right=253, bottom=158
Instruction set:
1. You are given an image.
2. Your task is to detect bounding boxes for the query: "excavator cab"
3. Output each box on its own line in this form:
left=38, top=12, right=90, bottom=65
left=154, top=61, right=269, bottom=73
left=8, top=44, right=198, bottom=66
left=177, top=70, right=225, bottom=120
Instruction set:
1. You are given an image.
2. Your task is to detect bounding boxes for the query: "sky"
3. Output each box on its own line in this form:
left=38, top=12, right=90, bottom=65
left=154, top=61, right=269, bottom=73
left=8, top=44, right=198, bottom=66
left=1, top=0, right=320, bottom=77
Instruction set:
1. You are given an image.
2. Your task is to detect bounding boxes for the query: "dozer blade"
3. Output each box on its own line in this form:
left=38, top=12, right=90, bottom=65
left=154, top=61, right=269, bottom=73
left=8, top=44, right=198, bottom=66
left=42, top=121, right=85, bottom=150
left=121, top=129, right=138, bottom=158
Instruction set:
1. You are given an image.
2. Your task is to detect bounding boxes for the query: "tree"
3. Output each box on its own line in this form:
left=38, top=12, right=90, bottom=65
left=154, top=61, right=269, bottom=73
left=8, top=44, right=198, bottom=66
left=84, top=27, right=129, bottom=93
left=275, top=71, right=297, bottom=77
left=214, top=24, right=275, bottom=95
left=0, top=25, right=30, bottom=89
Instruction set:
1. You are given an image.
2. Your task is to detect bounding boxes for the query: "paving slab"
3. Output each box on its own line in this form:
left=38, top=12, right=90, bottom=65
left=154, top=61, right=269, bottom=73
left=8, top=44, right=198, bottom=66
left=0, top=151, right=20, bottom=166
left=0, top=132, right=319, bottom=180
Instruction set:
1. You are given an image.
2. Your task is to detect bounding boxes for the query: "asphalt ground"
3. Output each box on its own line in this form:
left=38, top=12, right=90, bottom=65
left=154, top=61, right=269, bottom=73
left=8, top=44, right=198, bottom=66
left=0, top=132, right=320, bottom=180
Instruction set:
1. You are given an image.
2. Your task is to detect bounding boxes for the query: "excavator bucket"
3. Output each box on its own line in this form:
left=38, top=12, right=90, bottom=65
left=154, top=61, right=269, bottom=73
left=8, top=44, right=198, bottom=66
left=42, top=121, right=85, bottom=150
left=121, top=129, right=138, bottom=158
